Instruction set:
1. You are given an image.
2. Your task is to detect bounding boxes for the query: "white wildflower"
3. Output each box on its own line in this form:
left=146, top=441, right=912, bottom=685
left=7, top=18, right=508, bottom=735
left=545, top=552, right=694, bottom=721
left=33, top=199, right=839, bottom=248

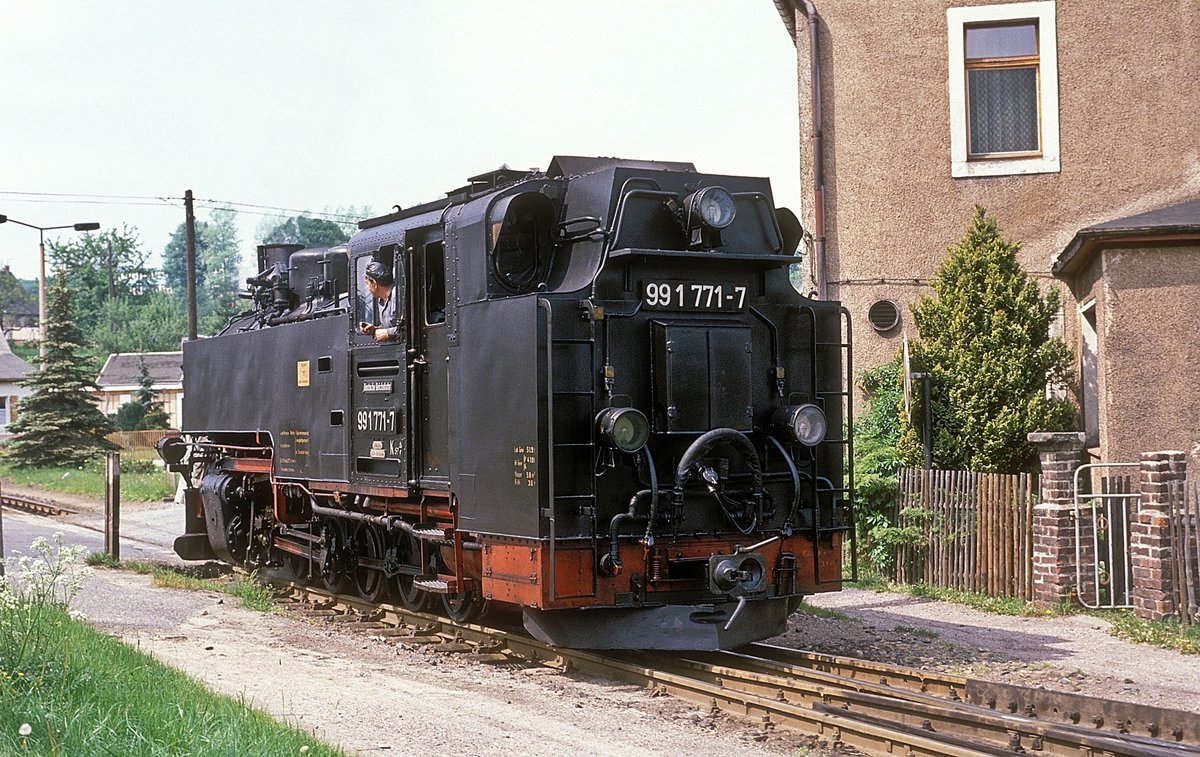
left=18, top=723, right=32, bottom=737
left=1, top=533, right=92, bottom=607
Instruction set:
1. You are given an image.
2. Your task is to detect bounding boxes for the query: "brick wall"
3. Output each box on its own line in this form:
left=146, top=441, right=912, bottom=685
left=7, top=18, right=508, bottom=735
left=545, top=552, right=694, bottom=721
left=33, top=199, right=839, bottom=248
left=1131, top=451, right=1187, bottom=619
left=1028, top=432, right=1086, bottom=608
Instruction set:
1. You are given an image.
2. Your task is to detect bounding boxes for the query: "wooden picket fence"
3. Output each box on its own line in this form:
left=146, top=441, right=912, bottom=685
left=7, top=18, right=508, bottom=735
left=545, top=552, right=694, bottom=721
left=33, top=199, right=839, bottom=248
left=106, top=430, right=173, bottom=452
left=893, top=468, right=1038, bottom=600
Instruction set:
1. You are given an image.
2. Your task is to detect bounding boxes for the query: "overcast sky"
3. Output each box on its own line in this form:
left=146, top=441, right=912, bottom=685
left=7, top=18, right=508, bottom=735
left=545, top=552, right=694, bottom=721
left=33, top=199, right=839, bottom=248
left=0, top=1, right=800, bottom=282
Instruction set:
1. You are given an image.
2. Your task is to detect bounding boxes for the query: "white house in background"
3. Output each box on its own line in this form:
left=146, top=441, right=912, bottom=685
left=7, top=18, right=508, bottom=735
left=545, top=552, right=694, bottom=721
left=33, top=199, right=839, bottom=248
left=0, top=333, right=34, bottom=435
left=94, top=352, right=183, bottom=429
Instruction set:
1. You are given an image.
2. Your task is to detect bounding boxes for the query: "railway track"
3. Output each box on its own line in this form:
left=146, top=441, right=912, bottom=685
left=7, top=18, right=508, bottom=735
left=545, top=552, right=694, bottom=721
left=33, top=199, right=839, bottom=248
left=0, top=490, right=77, bottom=517
left=272, top=581, right=1200, bottom=756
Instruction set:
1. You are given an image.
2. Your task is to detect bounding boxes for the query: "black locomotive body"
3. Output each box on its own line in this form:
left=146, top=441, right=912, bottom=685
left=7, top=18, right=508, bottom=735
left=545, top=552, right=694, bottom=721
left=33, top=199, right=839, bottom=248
left=161, top=156, right=852, bottom=650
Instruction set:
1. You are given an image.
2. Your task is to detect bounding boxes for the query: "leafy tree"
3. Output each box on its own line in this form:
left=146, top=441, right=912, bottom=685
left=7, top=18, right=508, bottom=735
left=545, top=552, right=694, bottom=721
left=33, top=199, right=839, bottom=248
left=110, top=400, right=147, bottom=432
left=162, top=207, right=242, bottom=334
left=899, top=207, right=1075, bottom=473
left=254, top=205, right=369, bottom=252
left=46, top=226, right=155, bottom=337
left=0, top=265, right=35, bottom=331
left=3, top=272, right=116, bottom=467
left=111, top=358, right=170, bottom=431
left=90, top=292, right=187, bottom=356
left=259, top=215, right=350, bottom=248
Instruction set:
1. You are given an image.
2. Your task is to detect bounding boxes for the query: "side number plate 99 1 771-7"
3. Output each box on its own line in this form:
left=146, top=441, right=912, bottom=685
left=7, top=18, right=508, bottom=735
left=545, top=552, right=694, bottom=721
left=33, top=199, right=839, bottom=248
left=643, top=282, right=748, bottom=312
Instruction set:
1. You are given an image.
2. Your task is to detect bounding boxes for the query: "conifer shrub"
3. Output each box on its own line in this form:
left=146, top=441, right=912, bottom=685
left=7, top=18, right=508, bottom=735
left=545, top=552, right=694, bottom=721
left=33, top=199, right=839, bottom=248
left=899, top=207, right=1075, bottom=473
left=3, top=272, right=117, bottom=467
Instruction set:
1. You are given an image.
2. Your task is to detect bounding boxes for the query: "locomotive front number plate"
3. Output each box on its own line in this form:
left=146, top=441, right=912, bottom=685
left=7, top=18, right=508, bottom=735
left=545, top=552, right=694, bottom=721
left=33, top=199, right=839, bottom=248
left=643, top=282, right=748, bottom=312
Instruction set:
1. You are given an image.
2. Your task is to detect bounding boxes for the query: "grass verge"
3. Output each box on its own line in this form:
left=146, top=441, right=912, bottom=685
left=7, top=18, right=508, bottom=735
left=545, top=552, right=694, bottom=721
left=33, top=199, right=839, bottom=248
left=85, top=555, right=275, bottom=613
left=847, top=574, right=1059, bottom=617
left=0, top=604, right=345, bottom=756
left=1100, top=611, right=1200, bottom=655
left=0, top=459, right=176, bottom=502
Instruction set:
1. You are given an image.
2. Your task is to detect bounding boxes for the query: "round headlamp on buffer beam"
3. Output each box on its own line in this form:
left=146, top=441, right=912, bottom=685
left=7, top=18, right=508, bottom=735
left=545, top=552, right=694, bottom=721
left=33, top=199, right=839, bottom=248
left=773, top=403, right=827, bottom=446
left=679, top=185, right=737, bottom=249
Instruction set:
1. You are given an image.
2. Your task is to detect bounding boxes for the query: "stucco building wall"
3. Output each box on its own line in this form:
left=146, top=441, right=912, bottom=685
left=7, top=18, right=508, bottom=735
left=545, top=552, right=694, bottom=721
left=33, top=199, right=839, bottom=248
left=1079, top=245, right=1200, bottom=465
left=785, top=1, right=1200, bottom=383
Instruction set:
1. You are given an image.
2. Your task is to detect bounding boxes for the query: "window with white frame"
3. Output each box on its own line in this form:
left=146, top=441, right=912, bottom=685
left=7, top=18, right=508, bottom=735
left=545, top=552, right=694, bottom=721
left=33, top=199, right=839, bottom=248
left=947, top=1, right=1059, bottom=178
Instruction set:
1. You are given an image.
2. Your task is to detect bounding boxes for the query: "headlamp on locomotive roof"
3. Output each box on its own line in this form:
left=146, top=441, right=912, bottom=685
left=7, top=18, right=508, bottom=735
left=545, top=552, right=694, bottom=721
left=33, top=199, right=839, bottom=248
left=774, top=403, right=827, bottom=447
left=596, top=407, right=650, bottom=453
left=685, top=186, right=737, bottom=231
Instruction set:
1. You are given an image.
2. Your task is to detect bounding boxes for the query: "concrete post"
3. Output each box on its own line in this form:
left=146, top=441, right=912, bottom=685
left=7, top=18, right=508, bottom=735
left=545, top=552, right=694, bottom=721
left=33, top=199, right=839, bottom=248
left=1131, top=451, right=1186, bottom=619
left=1028, top=432, right=1086, bottom=609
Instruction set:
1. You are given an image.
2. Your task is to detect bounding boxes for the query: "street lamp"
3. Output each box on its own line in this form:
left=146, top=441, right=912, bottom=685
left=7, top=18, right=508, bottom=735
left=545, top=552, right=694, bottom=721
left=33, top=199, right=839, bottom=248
left=0, top=214, right=100, bottom=361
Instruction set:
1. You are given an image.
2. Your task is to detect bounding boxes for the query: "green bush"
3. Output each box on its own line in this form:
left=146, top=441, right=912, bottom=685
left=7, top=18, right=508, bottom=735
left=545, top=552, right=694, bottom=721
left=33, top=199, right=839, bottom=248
left=852, top=358, right=926, bottom=575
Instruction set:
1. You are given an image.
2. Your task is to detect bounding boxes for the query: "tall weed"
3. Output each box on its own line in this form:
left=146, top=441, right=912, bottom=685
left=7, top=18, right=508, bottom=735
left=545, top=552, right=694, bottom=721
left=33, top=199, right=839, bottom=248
left=0, top=533, right=92, bottom=686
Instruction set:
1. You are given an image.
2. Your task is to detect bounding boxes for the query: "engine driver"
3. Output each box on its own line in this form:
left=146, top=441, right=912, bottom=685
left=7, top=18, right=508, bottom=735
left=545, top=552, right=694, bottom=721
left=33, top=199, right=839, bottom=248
left=358, top=261, right=400, bottom=342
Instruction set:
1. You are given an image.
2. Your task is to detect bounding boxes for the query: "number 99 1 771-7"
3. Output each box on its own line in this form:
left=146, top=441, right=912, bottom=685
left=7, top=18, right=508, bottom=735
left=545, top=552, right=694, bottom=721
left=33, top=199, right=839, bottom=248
left=643, top=282, right=747, bottom=312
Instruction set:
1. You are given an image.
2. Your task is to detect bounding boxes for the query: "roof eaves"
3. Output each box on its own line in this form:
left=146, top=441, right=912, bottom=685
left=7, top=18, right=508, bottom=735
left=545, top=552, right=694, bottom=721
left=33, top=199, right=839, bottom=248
left=1054, top=227, right=1200, bottom=276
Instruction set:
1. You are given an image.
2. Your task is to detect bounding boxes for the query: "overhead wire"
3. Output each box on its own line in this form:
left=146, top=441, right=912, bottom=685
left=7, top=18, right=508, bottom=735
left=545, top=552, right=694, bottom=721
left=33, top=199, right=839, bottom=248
left=0, top=190, right=365, bottom=223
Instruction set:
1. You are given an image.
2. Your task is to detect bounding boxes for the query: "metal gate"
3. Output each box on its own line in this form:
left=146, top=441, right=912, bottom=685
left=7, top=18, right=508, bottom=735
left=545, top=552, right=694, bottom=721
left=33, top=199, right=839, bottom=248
left=1074, top=463, right=1140, bottom=609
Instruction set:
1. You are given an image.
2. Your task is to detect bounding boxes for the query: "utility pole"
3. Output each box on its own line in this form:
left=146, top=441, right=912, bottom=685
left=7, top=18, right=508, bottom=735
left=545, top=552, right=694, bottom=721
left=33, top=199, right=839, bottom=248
left=185, top=189, right=197, bottom=340
left=0, top=215, right=100, bottom=362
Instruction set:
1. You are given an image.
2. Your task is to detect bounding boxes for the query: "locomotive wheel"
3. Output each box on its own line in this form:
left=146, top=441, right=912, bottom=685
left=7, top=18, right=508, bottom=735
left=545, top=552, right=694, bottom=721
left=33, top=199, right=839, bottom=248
left=283, top=548, right=311, bottom=584
left=392, top=530, right=431, bottom=612
left=353, top=523, right=387, bottom=603
left=441, top=591, right=482, bottom=624
left=320, top=519, right=351, bottom=595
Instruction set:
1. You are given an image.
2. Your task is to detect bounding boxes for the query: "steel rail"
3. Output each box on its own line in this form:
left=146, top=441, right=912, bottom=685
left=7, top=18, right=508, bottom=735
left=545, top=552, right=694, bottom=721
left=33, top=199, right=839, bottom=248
left=0, top=491, right=77, bottom=517
left=269, top=580, right=1200, bottom=756
left=742, top=642, right=1200, bottom=745
left=634, top=650, right=1195, bottom=757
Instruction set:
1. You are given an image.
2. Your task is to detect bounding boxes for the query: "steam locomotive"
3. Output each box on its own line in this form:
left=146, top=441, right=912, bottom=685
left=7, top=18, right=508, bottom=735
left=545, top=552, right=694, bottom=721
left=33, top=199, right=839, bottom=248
left=159, top=156, right=852, bottom=650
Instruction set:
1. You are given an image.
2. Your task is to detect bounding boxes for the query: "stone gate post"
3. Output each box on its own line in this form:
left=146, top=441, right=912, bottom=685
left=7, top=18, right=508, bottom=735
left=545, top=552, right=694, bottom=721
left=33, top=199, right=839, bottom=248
left=1028, top=432, right=1086, bottom=608
left=1131, top=451, right=1187, bottom=620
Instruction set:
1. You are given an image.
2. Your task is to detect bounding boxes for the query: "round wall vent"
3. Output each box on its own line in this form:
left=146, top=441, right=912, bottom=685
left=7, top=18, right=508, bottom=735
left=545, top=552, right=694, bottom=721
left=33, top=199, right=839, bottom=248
left=868, top=299, right=901, bottom=333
